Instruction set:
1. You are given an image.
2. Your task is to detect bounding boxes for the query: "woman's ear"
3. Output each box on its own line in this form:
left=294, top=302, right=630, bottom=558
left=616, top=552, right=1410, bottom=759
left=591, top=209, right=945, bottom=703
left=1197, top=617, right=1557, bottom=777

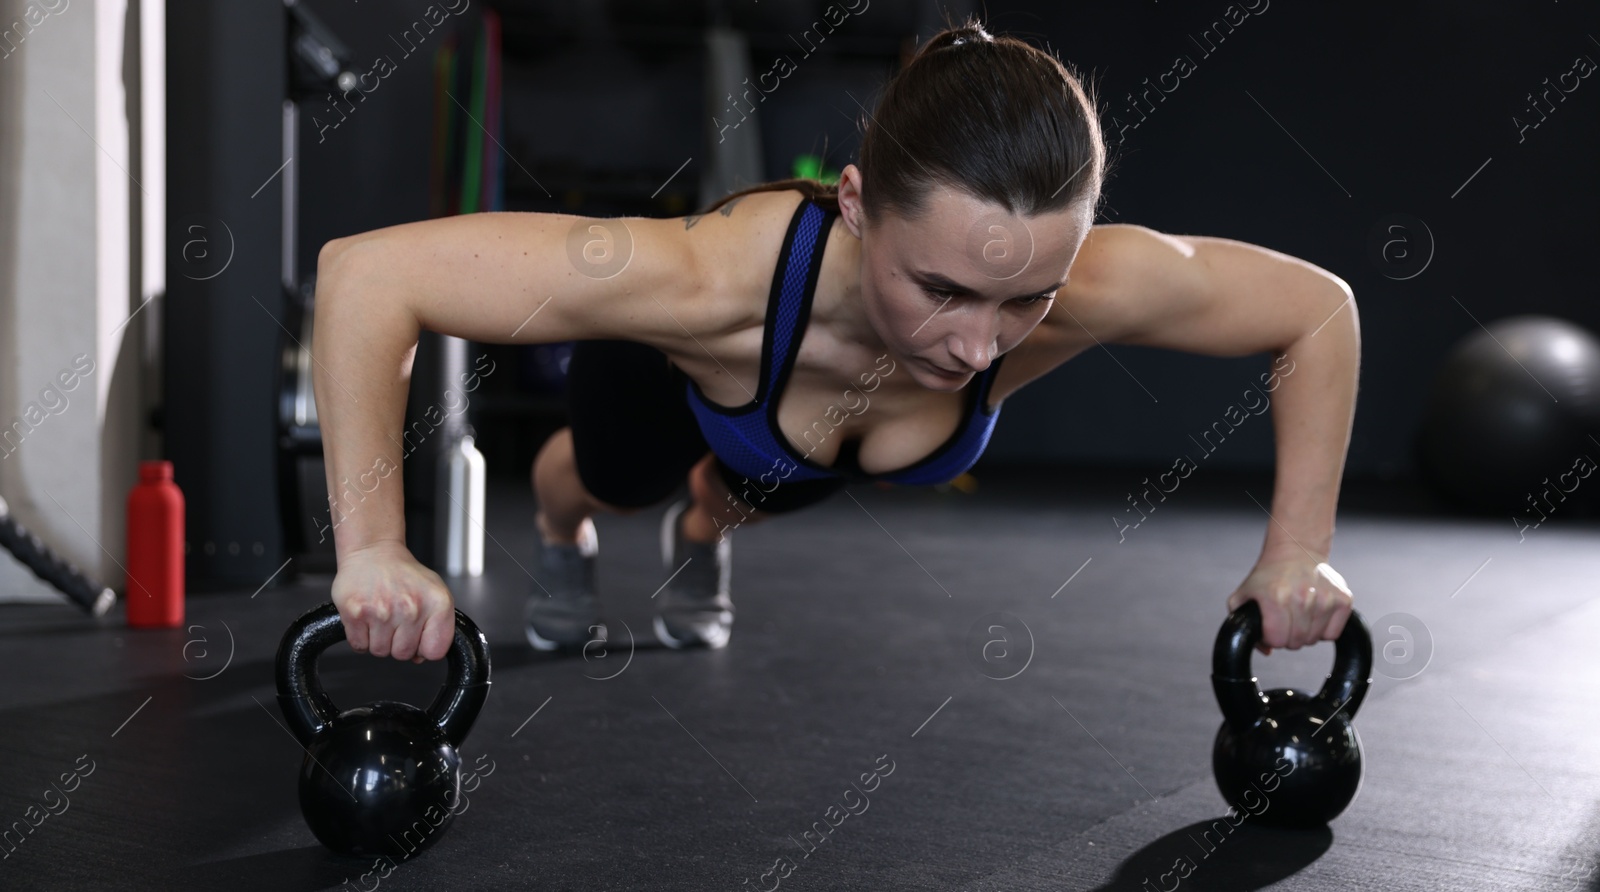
left=837, top=165, right=866, bottom=238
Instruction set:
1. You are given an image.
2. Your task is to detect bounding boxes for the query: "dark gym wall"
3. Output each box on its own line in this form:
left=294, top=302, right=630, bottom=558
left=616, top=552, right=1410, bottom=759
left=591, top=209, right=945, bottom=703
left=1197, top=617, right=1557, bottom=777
left=279, top=1, right=1600, bottom=483
left=292, top=0, right=462, bottom=266
left=166, top=0, right=286, bottom=590
left=977, top=1, right=1600, bottom=480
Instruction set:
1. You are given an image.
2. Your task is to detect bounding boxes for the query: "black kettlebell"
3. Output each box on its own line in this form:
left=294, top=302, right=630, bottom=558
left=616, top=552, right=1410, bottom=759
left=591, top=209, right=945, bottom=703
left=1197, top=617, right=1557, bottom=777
left=275, top=602, right=491, bottom=860
left=1211, top=600, right=1372, bottom=828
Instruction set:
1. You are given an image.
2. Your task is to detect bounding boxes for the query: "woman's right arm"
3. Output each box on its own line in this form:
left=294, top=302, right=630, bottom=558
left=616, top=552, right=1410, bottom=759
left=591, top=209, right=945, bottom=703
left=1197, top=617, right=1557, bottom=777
left=311, top=210, right=712, bottom=661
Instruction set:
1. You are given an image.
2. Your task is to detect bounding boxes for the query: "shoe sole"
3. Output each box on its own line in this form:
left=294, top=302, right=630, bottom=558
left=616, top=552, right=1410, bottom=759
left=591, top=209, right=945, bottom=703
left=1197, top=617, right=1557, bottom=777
left=525, top=622, right=566, bottom=652
left=526, top=617, right=607, bottom=653
left=653, top=614, right=730, bottom=650
left=655, top=498, right=732, bottom=650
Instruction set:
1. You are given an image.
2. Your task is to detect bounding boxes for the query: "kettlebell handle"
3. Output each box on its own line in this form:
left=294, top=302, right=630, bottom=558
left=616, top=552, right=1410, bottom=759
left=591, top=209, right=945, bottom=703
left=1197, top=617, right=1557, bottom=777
left=1210, top=600, right=1372, bottom=730
left=274, top=602, right=491, bottom=749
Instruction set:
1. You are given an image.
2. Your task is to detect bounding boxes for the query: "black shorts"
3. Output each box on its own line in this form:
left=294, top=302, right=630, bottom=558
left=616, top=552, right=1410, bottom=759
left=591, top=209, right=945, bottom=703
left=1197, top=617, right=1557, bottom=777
left=565, top=340, right=845, bottom=514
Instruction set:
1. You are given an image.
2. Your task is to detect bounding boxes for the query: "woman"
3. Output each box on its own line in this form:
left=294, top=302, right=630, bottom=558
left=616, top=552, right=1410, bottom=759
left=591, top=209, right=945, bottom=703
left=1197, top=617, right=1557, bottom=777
left=312, top=20, right=1359, bottom=664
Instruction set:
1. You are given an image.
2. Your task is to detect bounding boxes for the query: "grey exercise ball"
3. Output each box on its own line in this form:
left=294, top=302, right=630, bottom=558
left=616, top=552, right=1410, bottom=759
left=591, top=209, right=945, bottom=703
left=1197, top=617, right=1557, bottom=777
left=1416, top=315, right=1600, bottom=515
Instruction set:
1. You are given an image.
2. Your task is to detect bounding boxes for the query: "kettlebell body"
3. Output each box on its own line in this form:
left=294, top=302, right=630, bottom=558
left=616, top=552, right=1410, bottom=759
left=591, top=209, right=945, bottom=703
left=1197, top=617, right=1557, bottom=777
left=275, top=603, right=491, bottom=860
left=299, top=701, right=462, bottom=858
left=1211, top=602, right=1371, bottom=829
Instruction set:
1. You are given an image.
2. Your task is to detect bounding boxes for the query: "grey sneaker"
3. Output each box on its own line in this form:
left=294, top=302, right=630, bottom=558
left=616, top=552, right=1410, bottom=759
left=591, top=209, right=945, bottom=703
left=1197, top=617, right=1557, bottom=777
left=654, top=498, right=733, bottom=649
left=525, top=516, right=605, bottom=652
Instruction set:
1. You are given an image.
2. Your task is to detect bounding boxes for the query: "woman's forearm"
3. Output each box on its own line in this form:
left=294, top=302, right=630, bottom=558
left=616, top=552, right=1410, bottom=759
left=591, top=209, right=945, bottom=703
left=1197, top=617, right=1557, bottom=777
left=1260, top=288, right=1360, bottom=562
left=311, top=236, right=422, bottom=561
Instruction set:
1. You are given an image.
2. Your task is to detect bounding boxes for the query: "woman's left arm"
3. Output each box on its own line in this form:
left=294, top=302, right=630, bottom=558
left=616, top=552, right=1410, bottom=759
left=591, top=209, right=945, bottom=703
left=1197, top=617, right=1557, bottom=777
left=1059, top=224, right=1361, bottom=651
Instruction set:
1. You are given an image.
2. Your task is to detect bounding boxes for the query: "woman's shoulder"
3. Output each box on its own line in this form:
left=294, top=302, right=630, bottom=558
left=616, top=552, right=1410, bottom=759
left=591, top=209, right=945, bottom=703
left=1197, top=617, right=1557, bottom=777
left=679, top=186, right=810, bottom=254
left=678, top=187, right=812, bottom=314
left=643, top=188, right=814, bottom=380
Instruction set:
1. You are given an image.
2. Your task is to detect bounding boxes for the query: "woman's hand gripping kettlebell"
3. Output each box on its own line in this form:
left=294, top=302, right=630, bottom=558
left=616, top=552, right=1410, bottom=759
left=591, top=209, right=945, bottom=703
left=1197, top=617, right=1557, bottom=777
left=331, top=539, right=457, bottom=663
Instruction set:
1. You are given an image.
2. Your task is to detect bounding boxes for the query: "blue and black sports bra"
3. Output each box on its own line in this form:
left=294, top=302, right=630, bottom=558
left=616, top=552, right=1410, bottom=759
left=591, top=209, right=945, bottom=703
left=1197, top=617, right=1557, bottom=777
left=683, top=195, right=1007, bottom=488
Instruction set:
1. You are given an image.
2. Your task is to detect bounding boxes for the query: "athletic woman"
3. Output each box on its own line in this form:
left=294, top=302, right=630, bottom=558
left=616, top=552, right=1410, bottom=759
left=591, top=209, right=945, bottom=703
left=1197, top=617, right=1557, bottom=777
left=311, top=20, right=1359, bottom=663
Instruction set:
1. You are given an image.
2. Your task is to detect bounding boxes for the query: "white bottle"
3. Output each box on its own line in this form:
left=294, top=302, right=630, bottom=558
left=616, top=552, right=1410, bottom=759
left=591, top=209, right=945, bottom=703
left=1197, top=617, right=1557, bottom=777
left=435, top=433, right=486, bottom=577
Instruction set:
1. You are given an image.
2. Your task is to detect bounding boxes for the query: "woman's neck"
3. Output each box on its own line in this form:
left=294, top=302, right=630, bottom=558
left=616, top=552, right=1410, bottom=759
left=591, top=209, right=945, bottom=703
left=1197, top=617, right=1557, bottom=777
left=814, top=216, right=886, bottom=355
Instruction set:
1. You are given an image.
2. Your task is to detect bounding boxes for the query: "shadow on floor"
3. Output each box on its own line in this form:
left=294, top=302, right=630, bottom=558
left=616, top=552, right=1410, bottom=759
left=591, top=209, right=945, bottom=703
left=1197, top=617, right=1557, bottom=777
left=1088, top=818, right=1332, bottom=891
left=176, top=845, right=368, bottom=891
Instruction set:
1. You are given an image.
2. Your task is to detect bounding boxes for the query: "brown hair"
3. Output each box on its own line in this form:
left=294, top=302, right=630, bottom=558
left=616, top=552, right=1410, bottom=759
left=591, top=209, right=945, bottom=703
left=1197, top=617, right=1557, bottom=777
left=700, top=15, right=1111, bottom=225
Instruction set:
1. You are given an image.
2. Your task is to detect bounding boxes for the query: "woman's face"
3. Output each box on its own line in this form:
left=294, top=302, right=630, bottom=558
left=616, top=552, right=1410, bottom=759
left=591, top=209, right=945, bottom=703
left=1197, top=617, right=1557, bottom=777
left=838, top=166, right=1092, bottom=391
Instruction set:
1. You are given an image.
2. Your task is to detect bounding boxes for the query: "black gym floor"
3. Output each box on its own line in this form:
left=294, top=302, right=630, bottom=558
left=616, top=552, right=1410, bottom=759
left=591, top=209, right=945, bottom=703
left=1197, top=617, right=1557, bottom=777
left=2, top=466, right=1596, bottom=891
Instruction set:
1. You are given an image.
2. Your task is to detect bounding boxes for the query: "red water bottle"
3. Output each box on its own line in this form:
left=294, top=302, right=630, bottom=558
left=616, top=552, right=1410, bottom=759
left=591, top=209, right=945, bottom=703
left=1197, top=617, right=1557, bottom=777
left=126, top=460, right=184, bottom=628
